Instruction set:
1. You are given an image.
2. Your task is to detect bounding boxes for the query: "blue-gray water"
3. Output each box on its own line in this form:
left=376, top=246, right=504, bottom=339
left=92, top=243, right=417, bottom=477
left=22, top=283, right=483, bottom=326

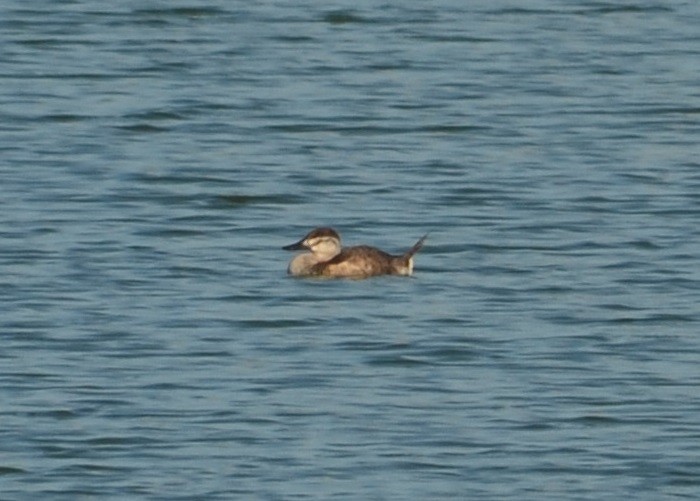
left=2, top=1, right=700, bottom=499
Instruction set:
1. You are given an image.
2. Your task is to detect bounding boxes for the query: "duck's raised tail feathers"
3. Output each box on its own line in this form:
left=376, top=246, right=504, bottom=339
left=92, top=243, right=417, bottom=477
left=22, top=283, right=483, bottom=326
left=405, top=234, right=427, bottom=258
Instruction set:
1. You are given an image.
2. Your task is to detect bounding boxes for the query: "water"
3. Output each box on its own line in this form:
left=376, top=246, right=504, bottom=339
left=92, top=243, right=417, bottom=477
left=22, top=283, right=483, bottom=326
left=2, top=1, right=700, bottom=499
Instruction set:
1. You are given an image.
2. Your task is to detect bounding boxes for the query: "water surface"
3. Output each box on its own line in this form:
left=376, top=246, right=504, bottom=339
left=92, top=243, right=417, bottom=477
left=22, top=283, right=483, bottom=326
left=2, top=1, right=700, bottom=499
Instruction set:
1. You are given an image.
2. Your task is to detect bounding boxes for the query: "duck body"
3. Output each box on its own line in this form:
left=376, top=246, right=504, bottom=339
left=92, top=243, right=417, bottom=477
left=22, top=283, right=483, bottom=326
left=283, top=227, right=426, bottom=279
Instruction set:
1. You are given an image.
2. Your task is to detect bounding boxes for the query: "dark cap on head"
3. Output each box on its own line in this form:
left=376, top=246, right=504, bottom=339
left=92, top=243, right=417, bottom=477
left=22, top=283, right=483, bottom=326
left=305, top=227, right=340, bottom=240
left=283, top=227, right=341, bottom=251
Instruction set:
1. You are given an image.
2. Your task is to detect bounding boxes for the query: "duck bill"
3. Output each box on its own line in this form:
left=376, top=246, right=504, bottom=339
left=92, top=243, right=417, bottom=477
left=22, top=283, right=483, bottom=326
left=282, top=238, right=307, bottom=251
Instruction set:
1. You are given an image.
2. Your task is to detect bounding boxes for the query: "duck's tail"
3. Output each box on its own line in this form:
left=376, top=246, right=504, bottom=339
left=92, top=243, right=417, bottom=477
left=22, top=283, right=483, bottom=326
left=405, top=234, right=427, bottom=258
left=391, top=234, right=427, bottom=276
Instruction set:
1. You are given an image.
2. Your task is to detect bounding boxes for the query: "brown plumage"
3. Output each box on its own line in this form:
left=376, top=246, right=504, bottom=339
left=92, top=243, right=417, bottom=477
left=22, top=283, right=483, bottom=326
left=283, top=228, right=426, bottom=279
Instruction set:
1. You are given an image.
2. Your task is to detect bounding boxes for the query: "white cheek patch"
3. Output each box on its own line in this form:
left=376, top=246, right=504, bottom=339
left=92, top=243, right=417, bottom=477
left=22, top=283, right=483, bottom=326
left=306, top=237, right=322, bottom=248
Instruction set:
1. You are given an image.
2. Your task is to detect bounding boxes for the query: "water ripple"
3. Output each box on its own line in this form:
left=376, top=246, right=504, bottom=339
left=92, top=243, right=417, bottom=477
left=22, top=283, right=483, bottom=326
left=2, top=1, right=700, bottom=499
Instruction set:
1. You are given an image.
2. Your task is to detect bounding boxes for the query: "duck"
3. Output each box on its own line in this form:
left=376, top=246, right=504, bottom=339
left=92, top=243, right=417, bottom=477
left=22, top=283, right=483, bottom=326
left=283, top=227, right=426, bottom=278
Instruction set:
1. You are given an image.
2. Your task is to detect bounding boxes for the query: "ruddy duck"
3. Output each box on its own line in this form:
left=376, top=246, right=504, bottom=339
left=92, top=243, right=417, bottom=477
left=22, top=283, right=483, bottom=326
left=283, top=227, right=426, bottom=278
